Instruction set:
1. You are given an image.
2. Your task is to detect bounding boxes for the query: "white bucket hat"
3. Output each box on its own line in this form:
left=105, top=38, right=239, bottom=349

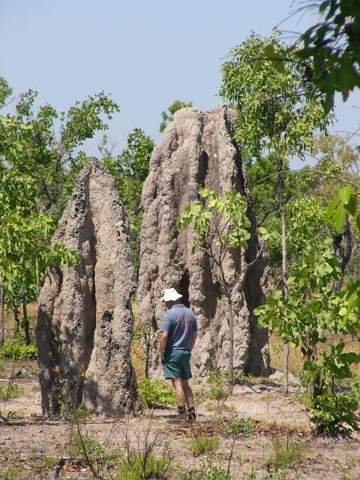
left=161, top=288, right=183, bottom=302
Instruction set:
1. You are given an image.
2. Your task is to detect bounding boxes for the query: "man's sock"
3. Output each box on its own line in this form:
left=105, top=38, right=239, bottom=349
left=177, top=405, right=187, bottom=416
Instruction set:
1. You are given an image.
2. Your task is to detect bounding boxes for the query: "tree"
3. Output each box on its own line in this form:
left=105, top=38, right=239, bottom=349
left=219, top=32, right=330, bottom=392
left=0, top=88, right=120, bottom=218
left=178, top=188, right=251, bottom=385
left=295, top=0, right=360, bottom=112
left=0, top=77, right=12, bottom=107
left=256, top=195, right=360, bottom=433
left=159, top=100, right=193, bottom=133
left=100, top=128, right=155, bottom=268
left=0, top=83, right=117, bottom=342
left=307, top=134, right=360, bottom=283
left=0, top=168, right=78, bottom=344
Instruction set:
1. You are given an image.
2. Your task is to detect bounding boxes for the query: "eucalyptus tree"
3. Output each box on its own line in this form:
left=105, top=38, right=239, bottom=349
left=0, top=88, right=120, bottom=218
left=219, top=32, right=330, bottom=392
left=295, top=0, right=360, bottom=112
left=0, top=83, right=118, bottom=342
left=256, top=195, right=360, bottom=433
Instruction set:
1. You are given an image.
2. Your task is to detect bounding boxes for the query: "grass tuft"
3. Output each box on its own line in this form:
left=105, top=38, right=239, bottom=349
left=267, top=437, right=305, bottom=469
left=188, top=435, right=221, bottom=457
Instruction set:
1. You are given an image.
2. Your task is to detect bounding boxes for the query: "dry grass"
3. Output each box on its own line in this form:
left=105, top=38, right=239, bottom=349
left=5, top=301, right=360, bottom=378
left=130, top=298, right=147, bottom=378
left=269, top=331, right=360, bottom=377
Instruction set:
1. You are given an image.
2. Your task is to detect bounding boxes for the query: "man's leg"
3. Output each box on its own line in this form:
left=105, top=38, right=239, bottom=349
left=170, top=378, right=187, bottom=419
left=182, top=379, right=196, bottom=421
left=171, top=378, right=186, bottom=405
left=182, top=379, right=194, bottom=407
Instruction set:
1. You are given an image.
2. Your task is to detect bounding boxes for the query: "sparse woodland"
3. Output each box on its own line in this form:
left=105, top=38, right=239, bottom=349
left=1, top=1, right=360, bottom=479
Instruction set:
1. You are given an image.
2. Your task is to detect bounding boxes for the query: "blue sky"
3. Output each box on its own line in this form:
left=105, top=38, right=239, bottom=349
left=1, top=0, right=359, bottom=167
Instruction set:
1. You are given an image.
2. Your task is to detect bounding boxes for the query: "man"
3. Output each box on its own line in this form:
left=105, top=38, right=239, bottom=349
left=158, top=287, right=198, bottom=422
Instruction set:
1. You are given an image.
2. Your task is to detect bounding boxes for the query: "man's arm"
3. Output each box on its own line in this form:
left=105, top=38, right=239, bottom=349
left=190, top=332, right=197, bottom=351
left=158, top=331, right=168, bottom=359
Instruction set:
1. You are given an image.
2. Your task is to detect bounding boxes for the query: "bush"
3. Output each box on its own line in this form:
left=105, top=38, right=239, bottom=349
left=188, top=435, right=221, bottom=457
left=137, top=377, right=175, bottom=408
left=0, top=466, right=21, bottom=480
left=309, top=392, right=360, bottom=434
left=67, top=428, right=120, bottom=476
left=263, top=470, right=302, bottom=479
left=179, top=460, right=231, bottom=480
left=0, top=333, right=37, bottom=360
left=0, top=383, right=24, bottom=401
left=220, top=416, right=256, bottom=435
left=206, top=371, right=232, bottom=401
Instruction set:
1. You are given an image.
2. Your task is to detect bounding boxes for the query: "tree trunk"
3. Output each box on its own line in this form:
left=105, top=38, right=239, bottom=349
left=0, top=283, right=5, bottom=347
left=226, top=292, right=234, bottom=386
left=14, top=306, right=20, bottom=333
left=332, top=213, right=354, bottom=290
left=277, top=154, right=289, bottom=395
left=21, top=283, right=31, bottom=346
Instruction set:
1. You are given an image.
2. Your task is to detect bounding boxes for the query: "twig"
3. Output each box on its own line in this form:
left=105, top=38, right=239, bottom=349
left=6, top=364, right=15, bottom=401
left=227, top=436, right=236, bottom=477
left=73, top=411, right=103, bottom=479
left=253, top=166, right=360, bottom=190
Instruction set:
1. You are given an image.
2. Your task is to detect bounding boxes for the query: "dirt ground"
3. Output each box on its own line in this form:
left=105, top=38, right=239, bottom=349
left=1, top=362, right=360, bottom=480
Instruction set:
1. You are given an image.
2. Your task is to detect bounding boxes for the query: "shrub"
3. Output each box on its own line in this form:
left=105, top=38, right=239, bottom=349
left=263, top=470, right=302, bottom=479
left=0, top=383, right=24, bottom=401
left=137, top=377, right=175, bottom=408
left=67, top=428, right=119, bottom=476
left=179, top=460, right=231, bottom=480
left=309, top=392, right=360, bottom=435
left=207, top=371, right=232, bottom=401
left=241, top=470, right=257, bottom=480
left=0, top=466, right=21, bottom=480
left=0, top=333, right=37, bottom=360
left=220, top=416, right=256, bottom=435
left=33, top=457, right=61, bottom=477
left=188, top=435, right=221, bottom=457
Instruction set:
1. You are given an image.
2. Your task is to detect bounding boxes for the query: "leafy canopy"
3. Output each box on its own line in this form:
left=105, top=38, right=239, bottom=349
left=219, top=32, right=330, bottom=164
left=0, top=83, right=118, bottom=318
left=296, top=0, right=360, bottom=112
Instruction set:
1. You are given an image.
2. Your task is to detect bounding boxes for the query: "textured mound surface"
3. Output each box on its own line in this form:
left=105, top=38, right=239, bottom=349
left=138, top=106, right=270, bottom=379
left=37, top=161, right=139, bottom=415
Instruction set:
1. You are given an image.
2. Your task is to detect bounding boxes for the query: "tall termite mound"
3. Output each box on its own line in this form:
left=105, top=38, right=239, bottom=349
left=138, top=106, right=270, bottom=379
left=37, top=161, right=139, bottom=416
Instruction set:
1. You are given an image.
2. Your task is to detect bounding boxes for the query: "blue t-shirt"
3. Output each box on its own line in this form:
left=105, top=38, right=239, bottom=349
left=160, top=304, right=197, bottom=350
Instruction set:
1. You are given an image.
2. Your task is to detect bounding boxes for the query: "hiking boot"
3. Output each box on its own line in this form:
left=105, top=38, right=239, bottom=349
left=188, top=406, right=196, bottom=422
left=168, top=405, right=187, bottom=423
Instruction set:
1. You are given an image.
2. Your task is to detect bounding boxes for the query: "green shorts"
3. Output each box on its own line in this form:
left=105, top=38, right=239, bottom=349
left=163, top=349, right=192, bottom=380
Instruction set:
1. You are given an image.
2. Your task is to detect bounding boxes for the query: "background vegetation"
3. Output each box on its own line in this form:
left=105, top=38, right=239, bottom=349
left=0, top=5, right=360, bottom=479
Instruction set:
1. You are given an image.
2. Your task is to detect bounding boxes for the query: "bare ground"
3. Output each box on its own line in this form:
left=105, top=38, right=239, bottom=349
left=0, top=363, right=360, bottom=480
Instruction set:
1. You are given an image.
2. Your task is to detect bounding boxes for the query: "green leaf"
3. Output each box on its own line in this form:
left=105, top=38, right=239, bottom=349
left=344, top=192, right=357, bottom=216
left=356, top=213, right=360, bottom=232
left=325, top=196, right=339, bottom=221
left=338, top=185, right=352, bottom=204
left=334, top=204, right=345, bottom=233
